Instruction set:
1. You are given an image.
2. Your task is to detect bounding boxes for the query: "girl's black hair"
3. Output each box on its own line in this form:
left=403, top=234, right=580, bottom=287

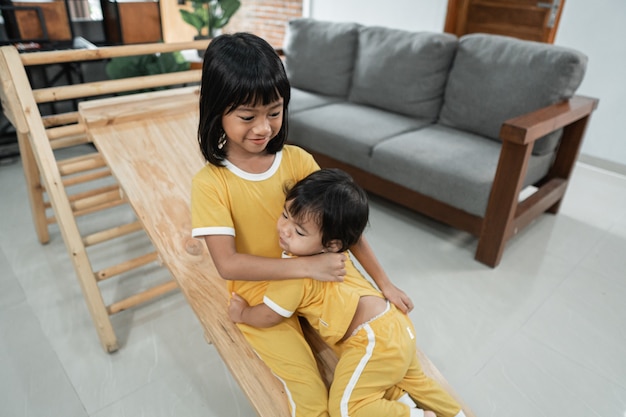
left=285, top=169, right=369, bottom=252
left=198, top=32, right=291, bottom=166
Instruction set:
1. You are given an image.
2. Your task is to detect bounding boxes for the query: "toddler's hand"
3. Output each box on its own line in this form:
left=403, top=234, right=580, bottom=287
left=228, top=292, right=249, bottom=323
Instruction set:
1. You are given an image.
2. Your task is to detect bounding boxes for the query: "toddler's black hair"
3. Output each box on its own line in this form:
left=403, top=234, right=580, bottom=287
left=285, top=169, right=369, bottom=252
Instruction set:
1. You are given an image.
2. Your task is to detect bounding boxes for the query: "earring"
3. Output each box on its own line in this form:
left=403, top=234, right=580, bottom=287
left=217, top=131, right=227, bottom=150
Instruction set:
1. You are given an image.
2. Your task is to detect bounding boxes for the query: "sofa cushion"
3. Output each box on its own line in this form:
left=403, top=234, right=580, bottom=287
left=288, top=102, right=431, bottom=169
left=349, top=27, right=458, bottom=121
left=370, top=125, right=554, bottom=216
left=439, top=33, right=587, bottom=146
left=284, top=18, right=360, bottom=98
left=289, top=87, right=345, bottom=114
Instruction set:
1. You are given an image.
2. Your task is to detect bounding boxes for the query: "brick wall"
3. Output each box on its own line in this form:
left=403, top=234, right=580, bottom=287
left=225, top=0, right=303, bottom=48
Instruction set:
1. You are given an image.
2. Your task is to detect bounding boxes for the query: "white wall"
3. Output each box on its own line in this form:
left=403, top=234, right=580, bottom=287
left=309, top=0, right=626, bottom=170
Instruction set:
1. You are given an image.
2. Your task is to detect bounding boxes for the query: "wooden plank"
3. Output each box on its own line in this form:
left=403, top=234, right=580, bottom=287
left=81, top=96, right=292, bottom=417
left=79, top=86, right=199, bottom=127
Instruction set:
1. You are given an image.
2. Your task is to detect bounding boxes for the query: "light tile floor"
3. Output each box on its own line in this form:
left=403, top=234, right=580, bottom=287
left=1, top=148, right=625, bottom=417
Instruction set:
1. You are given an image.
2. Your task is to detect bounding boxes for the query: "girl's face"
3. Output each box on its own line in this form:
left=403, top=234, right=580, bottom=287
left=277, top=201, right=325, bottom=257
left=221, top=99, right=284, bottom=159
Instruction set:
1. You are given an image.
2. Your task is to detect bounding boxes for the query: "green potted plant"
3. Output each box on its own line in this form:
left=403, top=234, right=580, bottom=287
left=179, top=0, right=242, bottom=39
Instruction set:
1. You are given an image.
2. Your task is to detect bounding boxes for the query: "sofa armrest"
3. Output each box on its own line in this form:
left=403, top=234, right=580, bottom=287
left=499, top=95, right=599, bottom=145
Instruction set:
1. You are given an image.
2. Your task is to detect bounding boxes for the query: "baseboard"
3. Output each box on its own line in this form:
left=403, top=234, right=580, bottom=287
left=578, top=154, right=626, bottom=177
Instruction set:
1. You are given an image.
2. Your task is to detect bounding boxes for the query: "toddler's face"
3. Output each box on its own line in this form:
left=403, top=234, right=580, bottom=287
left=276, top=202, right=325, bottom=257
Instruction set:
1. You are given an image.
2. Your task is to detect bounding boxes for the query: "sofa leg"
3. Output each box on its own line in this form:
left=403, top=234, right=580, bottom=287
left=547, top=199, right=564, bottom=214
left=546, top=116, right=591, bottom=215
left=475, top=241, right=502, bottom=267
left=475, top=141, right=534, bottom=267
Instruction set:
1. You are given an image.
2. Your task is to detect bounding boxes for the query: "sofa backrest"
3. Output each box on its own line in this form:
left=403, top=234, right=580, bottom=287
left=348, top=26, right=458, bottom=121
left=283, top=18, right=361, bottom=98
left=438, top=33, right=588, bottom=153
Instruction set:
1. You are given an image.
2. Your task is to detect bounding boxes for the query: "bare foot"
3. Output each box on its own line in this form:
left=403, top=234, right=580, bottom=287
left=424, top=411, right=436, bottom=417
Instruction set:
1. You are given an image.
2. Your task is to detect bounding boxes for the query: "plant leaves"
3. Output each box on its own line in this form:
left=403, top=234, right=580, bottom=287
left=106, top=51, right=191, bottom=94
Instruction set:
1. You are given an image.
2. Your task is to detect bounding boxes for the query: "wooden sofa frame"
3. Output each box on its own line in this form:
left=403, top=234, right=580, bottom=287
left=1, top=42, right=476, bottom=416
left=301, top=96, right=598, bottom=267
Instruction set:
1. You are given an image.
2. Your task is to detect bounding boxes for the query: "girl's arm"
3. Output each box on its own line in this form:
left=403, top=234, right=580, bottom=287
left=229, top=293, right=284, bottom=327
left=350, top=236, right=414, bottom=313
left=204, top=235, right=346, bottom=282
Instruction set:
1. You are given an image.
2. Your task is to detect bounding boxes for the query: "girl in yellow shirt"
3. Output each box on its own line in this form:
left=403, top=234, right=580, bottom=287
left=191, top=33, right=413, bottom=417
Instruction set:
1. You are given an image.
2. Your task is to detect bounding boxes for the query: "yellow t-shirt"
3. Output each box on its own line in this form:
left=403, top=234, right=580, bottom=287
left=263, top=253, right=384, bottom=345
left=191, top=145, right=319, bottom=302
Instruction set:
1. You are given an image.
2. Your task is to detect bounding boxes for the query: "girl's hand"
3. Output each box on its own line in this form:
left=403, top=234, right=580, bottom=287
left=228, top=292, right=249, bottom=323
left=381, top=284, right=414, bottom=313
left=305, top=252, right=346, bottom=282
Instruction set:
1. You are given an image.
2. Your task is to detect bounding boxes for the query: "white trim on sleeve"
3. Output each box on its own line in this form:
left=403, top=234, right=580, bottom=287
left=263, top=295, right=294, bottom=318
left=191, top=226, right=235, bottom=238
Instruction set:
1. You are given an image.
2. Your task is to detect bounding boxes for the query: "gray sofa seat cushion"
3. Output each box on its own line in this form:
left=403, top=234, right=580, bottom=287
left=349, top=27, right=458, bottom=121
left=289, top=87, right=344, bottom=114
left=439, top=33, right=587, bottom=150
left=370, top=125, right=554, bottom=217
left=288, top=102, right=431, bottom=170
left=283, top=18, right=360, bottom=98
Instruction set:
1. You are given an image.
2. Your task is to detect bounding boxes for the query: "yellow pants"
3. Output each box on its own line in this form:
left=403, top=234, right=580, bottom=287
left=237, top=316, right=329, bottom=417
left=329, top=305, right=462, bottom=417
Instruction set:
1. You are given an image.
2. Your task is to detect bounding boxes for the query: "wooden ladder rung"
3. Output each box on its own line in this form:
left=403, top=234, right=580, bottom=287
left=67, top=184, right=121, bottom=204
left=62, top=168, right=112, bottom=187
left=42, top=111, right=79, bottom=127
left=46, top=123, right=85, bottom=140
left=96, top=251, right=159, bottom=281
left=71, top=198, right=127, bottom=218
left=57, top=152, right=106, bottom=176
left=20, top=40, right=211, bottom=66
left=45, top=186, right=126, bottom=224
left=70, top=186, right=122, bottom=212
left=106, top=279, right=178, bottom=315
left=44, top=184, right=120, bottom=209
left=33, top=71, right=202, bottom=103
left=50, top=134, right=91, bottom=150
left=83, top=221, right=143, bottom=247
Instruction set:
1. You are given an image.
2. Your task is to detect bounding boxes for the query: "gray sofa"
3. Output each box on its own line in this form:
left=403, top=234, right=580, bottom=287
left=283, top=18, right=598, bottom=267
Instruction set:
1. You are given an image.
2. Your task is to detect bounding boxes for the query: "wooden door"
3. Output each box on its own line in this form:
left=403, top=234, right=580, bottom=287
left=444, top=0, right=565, bottom=43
